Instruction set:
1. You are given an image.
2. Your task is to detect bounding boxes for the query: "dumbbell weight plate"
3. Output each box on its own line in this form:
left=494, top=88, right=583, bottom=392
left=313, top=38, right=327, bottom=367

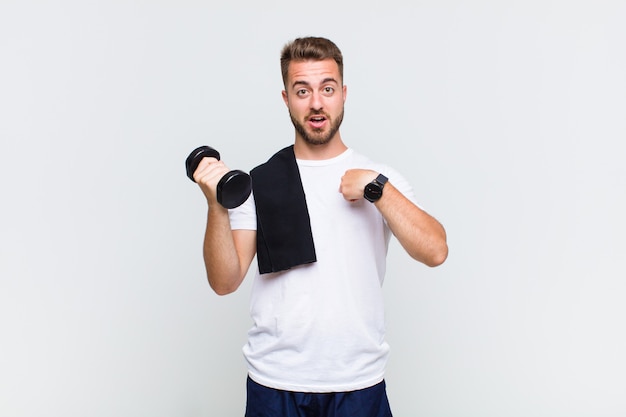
left=217, top=169, right=252, bottom=209
left=185, top=146, right=220, bottom=182
left=185, top=145, right=252, bottom=209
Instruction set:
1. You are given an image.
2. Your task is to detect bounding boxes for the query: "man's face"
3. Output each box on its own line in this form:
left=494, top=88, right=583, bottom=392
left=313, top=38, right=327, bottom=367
left=282, top=58, right=347, bottom=146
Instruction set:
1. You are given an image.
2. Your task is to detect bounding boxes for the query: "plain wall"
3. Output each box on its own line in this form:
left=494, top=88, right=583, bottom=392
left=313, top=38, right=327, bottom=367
left=1, top=1, right=625, bottom=416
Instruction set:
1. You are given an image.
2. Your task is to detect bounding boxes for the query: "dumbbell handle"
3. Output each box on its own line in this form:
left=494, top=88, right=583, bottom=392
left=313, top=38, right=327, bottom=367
left=185, top=146, right=252, bottom=209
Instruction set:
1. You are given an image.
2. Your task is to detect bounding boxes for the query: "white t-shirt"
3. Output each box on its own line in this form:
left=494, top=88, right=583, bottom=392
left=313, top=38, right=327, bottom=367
left=229, top=148, right=417, bottom=393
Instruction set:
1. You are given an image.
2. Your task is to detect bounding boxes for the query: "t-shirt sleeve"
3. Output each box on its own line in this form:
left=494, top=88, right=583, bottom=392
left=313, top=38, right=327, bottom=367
left=228, top=192, right=257, bottom=231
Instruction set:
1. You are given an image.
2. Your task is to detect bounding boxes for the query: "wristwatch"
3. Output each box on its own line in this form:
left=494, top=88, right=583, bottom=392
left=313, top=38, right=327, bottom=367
left=364, top=173, right=388, bottom=202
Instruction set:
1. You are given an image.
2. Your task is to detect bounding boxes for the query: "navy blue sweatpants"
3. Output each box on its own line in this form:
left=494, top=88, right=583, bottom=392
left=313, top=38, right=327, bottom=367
left=245, top=377, right=393, bottom=417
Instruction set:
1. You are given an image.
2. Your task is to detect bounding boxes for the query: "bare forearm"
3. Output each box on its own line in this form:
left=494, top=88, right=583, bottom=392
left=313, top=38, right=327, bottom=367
left=203, top=206, right=245, bottom=295
left=375, top=183, right=448, bottom=267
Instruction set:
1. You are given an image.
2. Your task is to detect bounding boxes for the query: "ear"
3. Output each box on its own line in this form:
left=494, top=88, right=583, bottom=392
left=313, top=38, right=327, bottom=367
left=282, top=90, right=289, bottom=107
left=342, top=85, right=347, bottom=103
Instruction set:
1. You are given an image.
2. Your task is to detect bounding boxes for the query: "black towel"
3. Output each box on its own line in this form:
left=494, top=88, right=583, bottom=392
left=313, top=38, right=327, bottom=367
left=250, top=145, right=317, bottom=274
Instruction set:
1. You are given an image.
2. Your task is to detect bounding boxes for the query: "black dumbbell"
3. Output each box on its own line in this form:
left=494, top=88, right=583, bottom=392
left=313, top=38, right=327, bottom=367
left=185, top=145, right=252, bottom=209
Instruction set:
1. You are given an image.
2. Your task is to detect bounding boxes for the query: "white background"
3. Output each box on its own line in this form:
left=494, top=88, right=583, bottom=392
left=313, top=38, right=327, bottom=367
left=1, top=1, right=625, bottom=416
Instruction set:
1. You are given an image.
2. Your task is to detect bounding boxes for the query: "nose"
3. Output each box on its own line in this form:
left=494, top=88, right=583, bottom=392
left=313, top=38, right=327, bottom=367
left=310, top=91, right=323, bottom=111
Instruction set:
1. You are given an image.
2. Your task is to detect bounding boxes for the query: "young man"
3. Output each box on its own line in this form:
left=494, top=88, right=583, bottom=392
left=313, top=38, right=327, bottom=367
left=192, top=37, right=448, bottom=417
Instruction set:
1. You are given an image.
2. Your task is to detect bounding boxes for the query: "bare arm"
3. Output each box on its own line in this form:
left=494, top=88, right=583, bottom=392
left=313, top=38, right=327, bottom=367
left=374, top=182, right=447, bottom=266
left=194, top=157, right=257, bottom=295
left=340, top=169, right=448, bottom=267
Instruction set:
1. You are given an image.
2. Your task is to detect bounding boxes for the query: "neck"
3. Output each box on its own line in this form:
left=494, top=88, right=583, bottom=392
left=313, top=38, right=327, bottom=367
left=293, top=135, right=348, bottom=160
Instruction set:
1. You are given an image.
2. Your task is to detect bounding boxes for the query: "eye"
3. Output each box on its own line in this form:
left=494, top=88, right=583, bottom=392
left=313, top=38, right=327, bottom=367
left=296, top=88, right=309, bottom=97
left=322, top=86, right=335, bottom=95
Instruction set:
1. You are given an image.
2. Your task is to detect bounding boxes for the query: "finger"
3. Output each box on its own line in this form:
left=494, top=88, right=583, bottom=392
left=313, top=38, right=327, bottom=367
left=193, top=158, right=226, bottom=182
left=195, top=156, right=219, bottom=173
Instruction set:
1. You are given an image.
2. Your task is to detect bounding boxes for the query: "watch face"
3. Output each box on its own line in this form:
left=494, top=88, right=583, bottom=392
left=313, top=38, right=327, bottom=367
left=364, top=183, right=383, bottom=201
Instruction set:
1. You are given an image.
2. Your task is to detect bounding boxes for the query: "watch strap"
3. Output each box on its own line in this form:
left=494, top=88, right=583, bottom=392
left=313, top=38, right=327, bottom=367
left=374, top=173, right=388, bottom=186
left=364, top=173, right=388, bottom=202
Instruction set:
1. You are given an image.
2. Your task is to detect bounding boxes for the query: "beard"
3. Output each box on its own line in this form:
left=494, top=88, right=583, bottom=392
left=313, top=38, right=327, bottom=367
left=290, top=108, right=345, bottom=146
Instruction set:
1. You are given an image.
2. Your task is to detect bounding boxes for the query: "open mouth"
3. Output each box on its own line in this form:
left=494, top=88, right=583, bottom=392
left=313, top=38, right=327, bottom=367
left=308, top=114, right=327, bottom=128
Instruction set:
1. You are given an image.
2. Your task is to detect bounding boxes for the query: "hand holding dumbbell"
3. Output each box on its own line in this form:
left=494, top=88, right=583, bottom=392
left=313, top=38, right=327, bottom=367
left=185, top=146, right=252, bottom=209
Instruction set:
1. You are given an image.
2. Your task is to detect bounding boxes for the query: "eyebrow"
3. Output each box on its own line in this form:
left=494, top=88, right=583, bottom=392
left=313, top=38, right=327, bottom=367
left=291, top=77, right=339, bottom=89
